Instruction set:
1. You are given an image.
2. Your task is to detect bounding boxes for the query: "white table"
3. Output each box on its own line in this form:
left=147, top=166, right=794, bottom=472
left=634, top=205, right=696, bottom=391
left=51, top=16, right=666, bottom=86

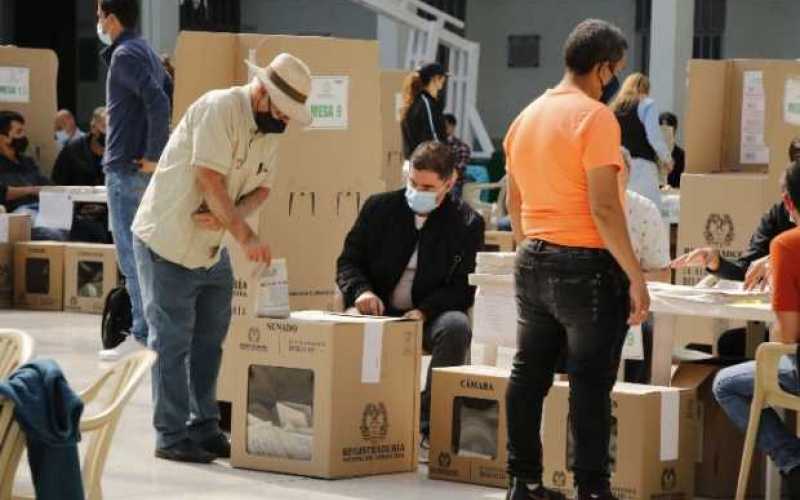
left=648, top=282, right=779, bottom=500
left=37, top=186, right=109, bottom=231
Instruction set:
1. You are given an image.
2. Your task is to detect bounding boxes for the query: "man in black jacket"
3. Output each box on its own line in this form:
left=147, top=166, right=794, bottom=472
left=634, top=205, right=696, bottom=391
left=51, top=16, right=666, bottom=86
left=337, top=141, right=484, bottom=450
left=52, top=107, right=107, bottom=186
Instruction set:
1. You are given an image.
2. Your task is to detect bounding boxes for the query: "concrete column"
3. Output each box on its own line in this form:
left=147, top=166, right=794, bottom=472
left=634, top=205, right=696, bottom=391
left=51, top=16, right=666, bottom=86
left=140, top=0, right=180, bottom=56
left=377, top=13, right=404, bottom=69
left=649, top=0, right=694, bottom=139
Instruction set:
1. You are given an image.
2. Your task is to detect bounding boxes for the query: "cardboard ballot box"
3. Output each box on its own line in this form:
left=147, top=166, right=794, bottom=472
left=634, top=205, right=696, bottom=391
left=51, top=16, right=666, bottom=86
left=230, top=311, right=422, bottom=479
left=428, top=365, right=510, bottom=488
left=0, top=214, right=32, bottom=308
left=63, top=243, right=118, bottom=314
left=543, top=381, right=697, bottom=500
left=14, top=241, right=65, bottom=311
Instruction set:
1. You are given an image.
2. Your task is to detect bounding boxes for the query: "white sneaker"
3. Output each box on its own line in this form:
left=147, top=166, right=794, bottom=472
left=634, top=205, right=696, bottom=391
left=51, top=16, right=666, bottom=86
left=99, top=336, right=146, bottom=362
left=418, top=436, right=430, bottom=464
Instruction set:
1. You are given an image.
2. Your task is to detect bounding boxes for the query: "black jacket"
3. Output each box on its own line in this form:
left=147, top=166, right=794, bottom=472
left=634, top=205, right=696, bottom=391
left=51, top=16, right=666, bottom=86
left=52, top=134, right=105, bottom=186
left=336, top=189, right=485, bottom=319
left=667, top=145, right=685, bottom=188
left=713, top=201, right=794, bottom=281
left=401, top=91, right=447, bottom=159
left=0, top=154, right=51, bottom=212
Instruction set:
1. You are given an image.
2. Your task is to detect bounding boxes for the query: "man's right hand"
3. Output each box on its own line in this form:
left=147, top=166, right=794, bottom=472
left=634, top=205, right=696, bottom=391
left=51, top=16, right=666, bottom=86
left=628, top=277, right=650, bottom=326
left=355, top=291, right=385, bottom=316
left=670, top=247, right=720, bottom=271
left=241, top=235, right=271, bottom=265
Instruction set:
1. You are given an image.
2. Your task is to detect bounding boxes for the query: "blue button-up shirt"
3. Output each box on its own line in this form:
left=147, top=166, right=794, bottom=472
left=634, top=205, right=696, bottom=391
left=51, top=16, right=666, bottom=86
left=101, top=30, right=172, bottom=172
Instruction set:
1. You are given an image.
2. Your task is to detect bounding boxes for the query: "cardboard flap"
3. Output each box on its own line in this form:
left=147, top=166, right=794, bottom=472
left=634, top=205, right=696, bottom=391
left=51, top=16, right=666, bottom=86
left=670, top=363, right=718, bottom=390
left=685, top=59, right=729, bottom=174
left=0, top=47, right=58, bottom=175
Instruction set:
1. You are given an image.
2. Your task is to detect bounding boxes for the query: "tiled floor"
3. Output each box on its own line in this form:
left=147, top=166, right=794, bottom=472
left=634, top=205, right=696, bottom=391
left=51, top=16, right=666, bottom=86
left=3, top=311, right=504, bottom=500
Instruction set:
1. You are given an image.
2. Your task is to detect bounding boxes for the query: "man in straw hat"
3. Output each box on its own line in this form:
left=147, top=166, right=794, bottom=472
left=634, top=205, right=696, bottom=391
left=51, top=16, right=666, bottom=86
left=132, top=52, right=312, bottom=463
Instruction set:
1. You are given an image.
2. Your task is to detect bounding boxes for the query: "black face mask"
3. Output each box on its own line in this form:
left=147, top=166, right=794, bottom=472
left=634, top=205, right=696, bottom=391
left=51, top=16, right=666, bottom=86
left=10, top=136, right=28, bottom=156
left=254, top=111, right=287, bottom=135
left=600, top=74, right=620, bottom=105
left=97, top=132, right=106, bottom=147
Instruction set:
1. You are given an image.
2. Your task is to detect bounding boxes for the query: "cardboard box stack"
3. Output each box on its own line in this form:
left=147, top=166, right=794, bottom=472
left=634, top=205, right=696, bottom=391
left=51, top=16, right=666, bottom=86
left=14, top=241, right=65, bottom=311
left=672, top=363, right=765, bottom=498
left=428, top=365, right=510, bottom=488
left=63, top=243, right=118, bottom=314
left=0, top=214, right=32, bottom=308
left=228, top=311, right=422, bottom=479
left=676, top=59, right=800, bottom=348
left=542, top=381, right=698, bottom=499
left=0, top=46, right=59, bottom=176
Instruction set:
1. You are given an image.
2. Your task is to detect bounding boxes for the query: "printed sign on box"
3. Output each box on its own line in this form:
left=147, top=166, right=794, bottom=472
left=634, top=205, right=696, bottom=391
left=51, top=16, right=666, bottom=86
left=307, top=76, right=349, bottom=130
left=0, top=67, right=30, bottom=103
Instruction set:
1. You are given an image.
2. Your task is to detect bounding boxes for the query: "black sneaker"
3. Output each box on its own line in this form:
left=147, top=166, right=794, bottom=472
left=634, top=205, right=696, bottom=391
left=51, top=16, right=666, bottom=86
left=507, top=478, right=566, bottom=500
left=197, top=433, right=231, bottom=458
left=784, top=466, right=800, bottom=500
left=155, top=438, right=217, bottom=463
left=577, top=488, right=618, bottom=500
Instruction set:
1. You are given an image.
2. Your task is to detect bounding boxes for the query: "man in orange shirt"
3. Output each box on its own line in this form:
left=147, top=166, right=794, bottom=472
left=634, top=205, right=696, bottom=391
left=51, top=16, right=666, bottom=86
left=504, top=19, right=649, bottom=500
left=713, top=162, right=800, bottom=496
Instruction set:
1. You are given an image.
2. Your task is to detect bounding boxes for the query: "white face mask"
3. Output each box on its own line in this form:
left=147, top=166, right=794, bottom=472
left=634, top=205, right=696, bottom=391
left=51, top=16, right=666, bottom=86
left=55, top=130, right=70, bottom=145
left=97, top=21, right=112, bottom=46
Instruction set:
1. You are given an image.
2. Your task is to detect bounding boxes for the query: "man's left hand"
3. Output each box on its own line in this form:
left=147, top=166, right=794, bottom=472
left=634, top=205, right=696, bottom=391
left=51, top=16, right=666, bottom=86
left=403, top=309, right=426, bottom=322
left=192, top=212, right=222, bottom=231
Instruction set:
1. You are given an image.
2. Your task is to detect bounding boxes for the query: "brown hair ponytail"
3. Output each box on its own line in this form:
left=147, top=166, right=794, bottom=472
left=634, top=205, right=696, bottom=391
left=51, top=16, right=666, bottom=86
left=400, top=71, right=425, bottom=121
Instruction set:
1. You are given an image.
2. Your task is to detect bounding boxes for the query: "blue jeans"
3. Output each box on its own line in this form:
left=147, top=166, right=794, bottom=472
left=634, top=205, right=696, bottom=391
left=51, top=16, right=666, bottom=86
left=106, top=169, right=150, bottom=343
left=12, top=204, right=69, bottom=241
left=133, top=237, right=233, bottom=448
left=713, top=357, right=800, bottom=473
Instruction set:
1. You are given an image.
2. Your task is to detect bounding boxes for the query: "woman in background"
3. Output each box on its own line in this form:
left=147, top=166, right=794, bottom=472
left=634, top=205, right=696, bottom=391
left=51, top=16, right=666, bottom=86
left=400, top=62, right=449, bottom=169
left=610, top=73, right=672, bottom=213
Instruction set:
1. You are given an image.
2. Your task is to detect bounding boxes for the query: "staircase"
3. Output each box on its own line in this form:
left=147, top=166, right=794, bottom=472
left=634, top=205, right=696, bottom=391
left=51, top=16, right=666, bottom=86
left=351, top=0, right=494, bottom=159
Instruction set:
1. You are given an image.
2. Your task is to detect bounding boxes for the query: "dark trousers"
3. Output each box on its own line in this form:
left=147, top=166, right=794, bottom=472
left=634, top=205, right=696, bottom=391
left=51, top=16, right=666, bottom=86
left=506, top=240, right=630, bottom=490
left=420, top=310, right=472, bottom=437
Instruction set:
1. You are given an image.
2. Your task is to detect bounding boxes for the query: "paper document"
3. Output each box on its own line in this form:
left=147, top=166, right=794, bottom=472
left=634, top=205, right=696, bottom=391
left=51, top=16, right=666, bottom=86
left=36, top=190, right=74, bottom=230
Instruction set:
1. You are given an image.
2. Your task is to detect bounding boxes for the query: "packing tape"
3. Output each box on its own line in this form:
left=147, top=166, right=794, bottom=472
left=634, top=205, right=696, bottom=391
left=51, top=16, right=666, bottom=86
left=361, top=322, right=383, bottom=384
left=660, top=389, right=681, bottom=462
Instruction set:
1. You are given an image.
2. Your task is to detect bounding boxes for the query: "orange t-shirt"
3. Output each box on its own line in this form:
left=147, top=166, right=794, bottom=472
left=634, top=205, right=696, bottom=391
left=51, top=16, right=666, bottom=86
left=771, top=227, right=800, bottom=311
left=504, top=86, right=624, bottom=248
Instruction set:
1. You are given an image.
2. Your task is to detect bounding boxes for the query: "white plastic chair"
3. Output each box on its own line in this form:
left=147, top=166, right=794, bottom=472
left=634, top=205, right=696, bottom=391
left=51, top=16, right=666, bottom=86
left=0, top=330, right=34, bottom=379
left=0, top=350, right=156, bottom=500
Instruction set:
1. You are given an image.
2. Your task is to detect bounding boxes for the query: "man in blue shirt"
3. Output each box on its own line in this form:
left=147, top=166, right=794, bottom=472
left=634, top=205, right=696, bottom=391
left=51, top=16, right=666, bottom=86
left=97, top=0, right=172, bottom=361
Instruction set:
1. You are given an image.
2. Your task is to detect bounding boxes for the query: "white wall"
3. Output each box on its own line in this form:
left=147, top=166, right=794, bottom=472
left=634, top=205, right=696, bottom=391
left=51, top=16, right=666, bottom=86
left=465, top=0, right=639, bottom=140
left=724, top=0, right=800, bottom=59
left=240, top=0, right=376, bottom=39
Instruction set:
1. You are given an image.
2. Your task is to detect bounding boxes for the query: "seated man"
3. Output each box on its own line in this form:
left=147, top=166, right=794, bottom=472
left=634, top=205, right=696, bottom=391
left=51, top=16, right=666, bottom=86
left=0, top=111, right=66, bottom=241
left=52, top=106, right=110, bottom=244
left=52, top=106, right=107, bottom=186
left=713, top=160, right=800, bottom=496
left=336, top=141, right=484, bottom=458
left=54, top=109, right=84, bottom=148
left=672, top=140, right=798, bottom=356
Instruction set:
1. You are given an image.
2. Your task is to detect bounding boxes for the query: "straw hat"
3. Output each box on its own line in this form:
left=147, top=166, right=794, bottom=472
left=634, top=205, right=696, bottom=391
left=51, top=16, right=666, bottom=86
left=245, top=53, right=313, bottom=127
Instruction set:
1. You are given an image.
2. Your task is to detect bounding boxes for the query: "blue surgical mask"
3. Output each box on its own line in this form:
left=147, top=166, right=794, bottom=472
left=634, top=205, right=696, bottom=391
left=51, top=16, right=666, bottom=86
left=405, top=185, right=439, bottom=215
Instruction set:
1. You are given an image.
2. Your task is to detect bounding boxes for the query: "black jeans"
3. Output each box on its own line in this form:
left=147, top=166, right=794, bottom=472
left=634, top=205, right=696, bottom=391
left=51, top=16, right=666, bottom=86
left=506, top=240, right=629, bottom=490
left=420, top=310, right=472, bottom=437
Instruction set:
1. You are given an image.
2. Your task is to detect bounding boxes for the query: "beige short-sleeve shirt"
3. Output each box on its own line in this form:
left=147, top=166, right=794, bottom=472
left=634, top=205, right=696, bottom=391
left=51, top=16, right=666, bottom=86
left=133, top=85, right=279, bottom=269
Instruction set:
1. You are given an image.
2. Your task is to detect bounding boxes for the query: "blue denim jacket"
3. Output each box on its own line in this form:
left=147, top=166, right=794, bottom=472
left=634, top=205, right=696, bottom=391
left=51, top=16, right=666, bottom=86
left=0, top=359, right=85, bottom=500
left=102, top=30, right=172, bottom=173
